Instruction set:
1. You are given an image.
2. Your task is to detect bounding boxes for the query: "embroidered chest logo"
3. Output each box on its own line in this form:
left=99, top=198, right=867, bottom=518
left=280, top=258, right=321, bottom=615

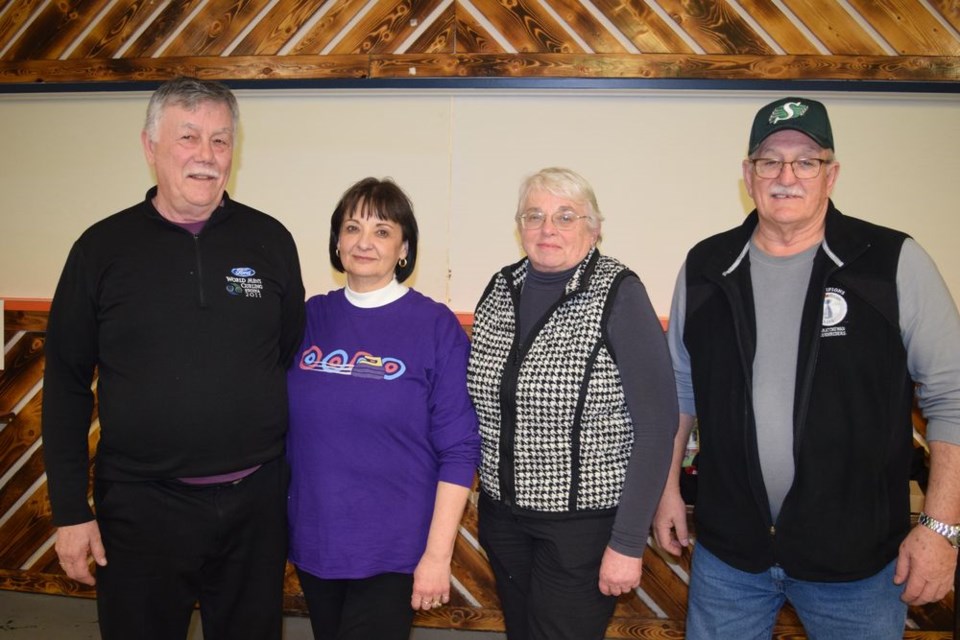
left=225, top=267, right=263, bottom=299
left=299, top=347, right=406, bottom=381
left=821, top=288, right=848, bottom=338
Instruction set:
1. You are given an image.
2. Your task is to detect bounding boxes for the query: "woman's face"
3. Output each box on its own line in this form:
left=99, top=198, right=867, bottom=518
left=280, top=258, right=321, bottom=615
left=519, top=189, right=599, bottom=273
left=337, top=207, right=408, bottom=292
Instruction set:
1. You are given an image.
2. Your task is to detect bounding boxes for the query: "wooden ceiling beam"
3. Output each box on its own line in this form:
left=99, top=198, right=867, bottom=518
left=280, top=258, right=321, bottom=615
left=0, top=53, right=957, bottom=84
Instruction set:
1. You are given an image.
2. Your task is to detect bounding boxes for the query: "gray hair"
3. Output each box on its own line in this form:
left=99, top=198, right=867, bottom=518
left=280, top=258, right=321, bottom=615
left=143, top=77, right=239, bottom=142
left=515, top=167, right=604, bottom=231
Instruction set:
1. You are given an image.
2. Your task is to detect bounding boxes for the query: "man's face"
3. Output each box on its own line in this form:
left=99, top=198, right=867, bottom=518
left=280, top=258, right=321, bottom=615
left=743, top=129, right=839, bottom=234
left=142, top=101, right=234, bottom=222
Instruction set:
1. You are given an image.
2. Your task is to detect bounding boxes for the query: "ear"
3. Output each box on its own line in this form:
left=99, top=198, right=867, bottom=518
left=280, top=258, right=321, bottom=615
left=141, top=129, right=156, bottom=167
left=742, top=159, right=756, bottom=199
left=824, top=160, right=841, bottom=195
left=401, top=240, right=409, bottom=259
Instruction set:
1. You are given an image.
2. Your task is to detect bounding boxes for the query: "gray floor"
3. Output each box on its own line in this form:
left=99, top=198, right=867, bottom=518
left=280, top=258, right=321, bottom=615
left=0, top=590, right=505, bottom=639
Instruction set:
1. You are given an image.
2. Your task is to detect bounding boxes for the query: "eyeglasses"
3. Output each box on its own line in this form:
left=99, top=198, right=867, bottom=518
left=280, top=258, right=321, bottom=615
left=750, top=158, right=830, bottom=179
left=517, top=209, right=590, bottom=230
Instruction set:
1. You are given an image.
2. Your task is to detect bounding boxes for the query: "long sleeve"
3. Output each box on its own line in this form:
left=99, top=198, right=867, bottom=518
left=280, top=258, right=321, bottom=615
left=898, top=238, right=960, bottom=444
left=42, top=242, right=99, bottom=526
left=666, top=262, right=696, bottom=416
left=428, top=309, right=481, bottom=489
left=606, top=276, right=679, bottom=556
left=277, top=231, right=306, bottom=369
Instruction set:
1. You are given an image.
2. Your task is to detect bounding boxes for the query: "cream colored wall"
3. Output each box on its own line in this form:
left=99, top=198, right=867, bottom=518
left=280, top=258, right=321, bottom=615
left=2, top=89, right=958, bottom=316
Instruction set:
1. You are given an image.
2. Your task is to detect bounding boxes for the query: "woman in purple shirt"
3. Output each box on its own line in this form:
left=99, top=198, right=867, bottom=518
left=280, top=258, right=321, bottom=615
left=286, top=178, right=481, bottom=640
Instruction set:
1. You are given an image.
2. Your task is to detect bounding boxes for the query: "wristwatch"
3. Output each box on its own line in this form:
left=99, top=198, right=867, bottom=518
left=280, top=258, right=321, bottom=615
left=918, top=512, right=960, bottom=548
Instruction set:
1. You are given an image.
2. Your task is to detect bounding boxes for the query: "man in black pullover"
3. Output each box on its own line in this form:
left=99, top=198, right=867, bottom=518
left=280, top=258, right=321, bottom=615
left=42, top=77, right=305, bottom=640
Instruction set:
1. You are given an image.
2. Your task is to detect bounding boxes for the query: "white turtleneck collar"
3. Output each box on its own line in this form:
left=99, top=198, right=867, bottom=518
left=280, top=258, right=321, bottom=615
left=344, top=278, right=409, bottom=308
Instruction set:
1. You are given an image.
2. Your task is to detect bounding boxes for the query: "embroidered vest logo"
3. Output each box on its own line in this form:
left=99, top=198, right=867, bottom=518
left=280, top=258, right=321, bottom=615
left=821, top=288, right=848, bottom=338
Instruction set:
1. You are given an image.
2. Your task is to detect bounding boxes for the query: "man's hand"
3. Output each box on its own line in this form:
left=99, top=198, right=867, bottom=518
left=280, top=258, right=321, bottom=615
left=55, top=521, right=107, bottom=586
left=598, top=546, right=642, bottom=596
left=894, top=523, right=957, bottom=605
left=653, top=489, right=690, bottom=557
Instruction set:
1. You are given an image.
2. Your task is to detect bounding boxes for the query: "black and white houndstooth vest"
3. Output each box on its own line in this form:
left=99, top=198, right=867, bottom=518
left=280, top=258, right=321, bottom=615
left=467, top=250, right=635, bottom=514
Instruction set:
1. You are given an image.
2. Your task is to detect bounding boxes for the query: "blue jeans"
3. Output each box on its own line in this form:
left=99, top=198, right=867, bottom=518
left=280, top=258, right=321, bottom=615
left=687, top=543, right=907, bottom=640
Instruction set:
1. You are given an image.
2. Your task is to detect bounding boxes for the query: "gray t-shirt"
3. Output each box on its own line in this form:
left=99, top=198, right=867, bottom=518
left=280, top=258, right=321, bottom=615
left=750, top=242, right=817, bottom=520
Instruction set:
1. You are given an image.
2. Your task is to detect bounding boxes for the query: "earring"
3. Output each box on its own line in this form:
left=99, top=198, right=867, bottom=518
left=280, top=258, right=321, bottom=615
left=336, top=249, right=340, bottom=257
left=398, top=257, right=408, bottom=268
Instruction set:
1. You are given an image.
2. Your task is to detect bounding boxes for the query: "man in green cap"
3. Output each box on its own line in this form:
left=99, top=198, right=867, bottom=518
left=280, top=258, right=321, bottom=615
left=653, top=96, right=960, bottom=638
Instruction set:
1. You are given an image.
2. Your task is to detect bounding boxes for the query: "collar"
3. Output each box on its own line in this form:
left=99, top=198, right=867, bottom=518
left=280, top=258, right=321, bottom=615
left=344, top=278, right=409, bottom=308
left=721, top=200, right=859, bottom=276
left=505, top=247, right=601, bottom=295
left=143, top=186, right=230, bottom=226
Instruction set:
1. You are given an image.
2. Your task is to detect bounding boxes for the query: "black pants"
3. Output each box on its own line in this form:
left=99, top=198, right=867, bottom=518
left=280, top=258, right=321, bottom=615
left=478, top=493, right=617, bottom=640
left=93, top=456, right=289, bottom=640
left=296, top=567, right=415, bottom=640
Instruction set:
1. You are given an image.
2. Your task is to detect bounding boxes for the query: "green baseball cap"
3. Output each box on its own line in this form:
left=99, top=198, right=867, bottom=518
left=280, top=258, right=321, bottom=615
left=749, top=97, right=834, bottom=154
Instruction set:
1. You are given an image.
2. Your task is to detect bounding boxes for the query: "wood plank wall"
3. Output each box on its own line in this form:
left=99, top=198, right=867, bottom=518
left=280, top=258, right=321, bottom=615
left=0, top=0, right=957, bottom=84
left=0, top=306, right=954, bottom=638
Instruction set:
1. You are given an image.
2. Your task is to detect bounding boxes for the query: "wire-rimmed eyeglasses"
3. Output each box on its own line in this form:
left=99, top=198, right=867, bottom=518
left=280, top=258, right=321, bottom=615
left=750, top=158, right=830, bottom=179
left=517, top=209, right=590, bottom=230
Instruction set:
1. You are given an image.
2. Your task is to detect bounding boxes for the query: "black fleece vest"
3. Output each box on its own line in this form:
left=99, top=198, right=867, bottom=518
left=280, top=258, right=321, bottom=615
left=684, top=206, right=914, bottom=581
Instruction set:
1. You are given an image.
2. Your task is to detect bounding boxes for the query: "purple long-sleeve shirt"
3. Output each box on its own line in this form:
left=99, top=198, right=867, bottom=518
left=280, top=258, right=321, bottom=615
left=287, top=288, right=480, bottom=579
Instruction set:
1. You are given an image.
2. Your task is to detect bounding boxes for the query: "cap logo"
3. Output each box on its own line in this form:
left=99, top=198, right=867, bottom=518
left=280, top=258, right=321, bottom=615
left=769, top=101, right=809, bottom=124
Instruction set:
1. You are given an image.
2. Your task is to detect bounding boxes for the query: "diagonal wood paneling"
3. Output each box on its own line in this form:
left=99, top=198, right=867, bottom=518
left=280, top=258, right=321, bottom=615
left=328, top=0, right=448, bottom=54
left=2, top=0, right=112, bottom=61
left=469, top=0, right=585, bottom=53
left=589, top=0, right=696, bottom=54
left=544, top=0, right=629, bottom=54
left=737, top=0, right=821, bottom=54
left=847, top=0, right=960, bottom=55
left=64, top=0, right=164, bottom=59
left=405, top=2, right=456, bottom=54
left=655, top=0, right=775, bottom=55
left=0, top=308, right=955, bottom=638
left=453, top=3, right=507, bottom=54
left=229, top=0, right=337, bottom=55
left=0, top=1, right=50, bottom=59
left=0, top=0, right=957, bottom=81
left=931, top=0, right=960, bottom=32
left=781, top=0, right=889, bottom=55
left=159, top=0, right=277, bottom=57
left=286, top=0, right=371, bottom=55
left=117, top=0, right=208, bottom=58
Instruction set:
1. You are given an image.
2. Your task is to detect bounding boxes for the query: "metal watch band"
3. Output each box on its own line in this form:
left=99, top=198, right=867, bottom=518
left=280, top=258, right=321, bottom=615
left=918, top=512, right=960, bottom=548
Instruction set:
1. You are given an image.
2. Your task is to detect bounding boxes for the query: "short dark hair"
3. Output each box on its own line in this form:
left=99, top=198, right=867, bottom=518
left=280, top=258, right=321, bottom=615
left=329, top=178, right=419, bottom=283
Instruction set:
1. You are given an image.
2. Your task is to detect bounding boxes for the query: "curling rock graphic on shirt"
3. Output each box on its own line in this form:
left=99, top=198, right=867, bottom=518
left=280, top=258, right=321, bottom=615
left=298, top=346, right=406, bottom=380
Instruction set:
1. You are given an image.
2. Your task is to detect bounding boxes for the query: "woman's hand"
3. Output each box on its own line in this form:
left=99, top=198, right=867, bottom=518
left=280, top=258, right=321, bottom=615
left=411, top=552, right=451, bottom=610
left=598, top=546, right=642, bottom=596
